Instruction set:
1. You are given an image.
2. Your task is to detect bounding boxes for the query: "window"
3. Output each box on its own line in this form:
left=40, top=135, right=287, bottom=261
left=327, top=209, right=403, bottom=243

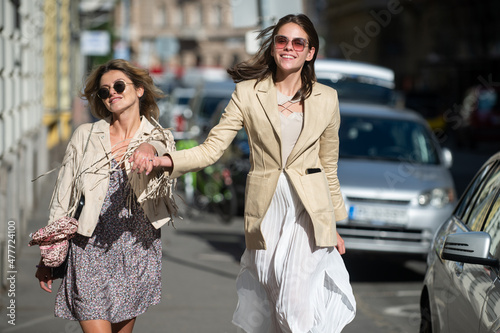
left=455, top=162, right=495, bottom=219
left=156, top=3, right=167, bottom=28
left=461, top=163, right=500, bottom=231
left=213, top=5, right=222, bottom=27
left=12, top=0, right=20, bottom=30
left=338, top=116, right=440, bottom=165
left=177, top=6, right=185, bottom=27
left=194, top=4, right=203, bottom=26
left=483, top=191, right=500, bottom=258
left=317, top=75, right=394, bottom=105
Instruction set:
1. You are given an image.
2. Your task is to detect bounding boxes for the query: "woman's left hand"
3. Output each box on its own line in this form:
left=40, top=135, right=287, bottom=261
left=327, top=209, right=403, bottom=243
left=335, top=232, right=346, bottom=255
left=129, top=143, right=157, bottom=175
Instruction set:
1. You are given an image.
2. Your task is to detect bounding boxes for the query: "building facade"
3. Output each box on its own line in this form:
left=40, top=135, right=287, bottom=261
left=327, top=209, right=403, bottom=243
left=0, top=0, right=81, bottom=288
left=324, top=0, right=500, bottom=112
left=118, top=0, right=255, bottom=75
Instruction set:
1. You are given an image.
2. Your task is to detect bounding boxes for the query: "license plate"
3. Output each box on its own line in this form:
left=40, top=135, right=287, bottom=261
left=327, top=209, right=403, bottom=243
left=349, top=205, right=408, bottom=225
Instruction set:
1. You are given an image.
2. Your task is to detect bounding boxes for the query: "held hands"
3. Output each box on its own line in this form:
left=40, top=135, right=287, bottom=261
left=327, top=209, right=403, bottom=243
left=129, top=143, right=173, bottom=174
left=128, top=143, right=158, bottom=175
left=148, top=155, right=173, bottom=173
left=335, top=232, right=346, bottom=255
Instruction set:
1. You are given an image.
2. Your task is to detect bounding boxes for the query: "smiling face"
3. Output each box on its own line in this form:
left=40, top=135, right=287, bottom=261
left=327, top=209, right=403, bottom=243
left=271, top=23, right=316, bottom=77
left=99, top=70, right=144, bottom=117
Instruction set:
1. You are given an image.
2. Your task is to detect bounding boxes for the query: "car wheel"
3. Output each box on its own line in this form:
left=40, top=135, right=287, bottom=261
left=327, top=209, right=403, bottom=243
left=420, top=290, right=433, bottom=333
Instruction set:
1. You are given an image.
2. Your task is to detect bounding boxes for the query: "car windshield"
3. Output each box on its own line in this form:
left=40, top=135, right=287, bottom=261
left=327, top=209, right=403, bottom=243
left=339, top=115, right=440, bottom=165
left=318, top=76, right=393, bottom=105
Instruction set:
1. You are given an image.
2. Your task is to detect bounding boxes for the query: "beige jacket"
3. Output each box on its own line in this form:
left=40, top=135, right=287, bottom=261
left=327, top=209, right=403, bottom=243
left=169, top=76, right=347, bottom=250
left=48, top=116, right=176, bottom=237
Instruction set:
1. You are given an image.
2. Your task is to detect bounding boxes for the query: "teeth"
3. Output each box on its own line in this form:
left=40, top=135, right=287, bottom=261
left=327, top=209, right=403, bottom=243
left=282, top=55, right=294, bottom=59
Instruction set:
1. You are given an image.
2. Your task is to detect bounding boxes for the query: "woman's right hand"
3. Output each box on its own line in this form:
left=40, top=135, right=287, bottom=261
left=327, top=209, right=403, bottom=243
left=35, top=261, right=53, bottom=293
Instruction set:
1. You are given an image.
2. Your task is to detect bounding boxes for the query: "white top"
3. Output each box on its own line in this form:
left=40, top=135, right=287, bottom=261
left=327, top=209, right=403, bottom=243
left=278, top=90, right=303, bottom=166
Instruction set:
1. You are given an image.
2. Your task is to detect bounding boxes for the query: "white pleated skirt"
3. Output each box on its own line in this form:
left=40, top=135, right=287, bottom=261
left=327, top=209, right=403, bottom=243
left=233, top=172, right=356, bottom=333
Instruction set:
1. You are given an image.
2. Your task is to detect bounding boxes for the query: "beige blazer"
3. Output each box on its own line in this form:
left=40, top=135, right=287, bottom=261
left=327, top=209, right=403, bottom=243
left=170, top=76, right=347, bottom=249
left=49, top=116, right=175, bottom=237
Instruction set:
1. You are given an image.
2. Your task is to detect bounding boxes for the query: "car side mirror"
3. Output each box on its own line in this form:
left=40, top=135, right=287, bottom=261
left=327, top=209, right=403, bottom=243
left=441, top=232, right=500, bottom=268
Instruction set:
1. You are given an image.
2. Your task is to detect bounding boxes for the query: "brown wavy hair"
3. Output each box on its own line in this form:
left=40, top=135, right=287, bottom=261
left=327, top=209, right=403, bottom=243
left=227, top=14, right=319, bottom=101
left=80, top=59, right=165, bottom=120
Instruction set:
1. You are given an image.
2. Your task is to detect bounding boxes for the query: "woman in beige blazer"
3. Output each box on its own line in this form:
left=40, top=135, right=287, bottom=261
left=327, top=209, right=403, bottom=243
left=135, top=14, right=356, bottom=333
left=35, top=59, right=176, bottom=333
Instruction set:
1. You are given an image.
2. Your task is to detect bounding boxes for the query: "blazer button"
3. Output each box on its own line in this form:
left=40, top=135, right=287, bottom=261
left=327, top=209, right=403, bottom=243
left=98, top=196, right=103, bottom=201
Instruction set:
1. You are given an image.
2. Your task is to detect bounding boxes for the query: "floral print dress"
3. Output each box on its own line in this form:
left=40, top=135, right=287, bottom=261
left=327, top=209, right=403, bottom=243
left=55, top=159, right=162, bottom=323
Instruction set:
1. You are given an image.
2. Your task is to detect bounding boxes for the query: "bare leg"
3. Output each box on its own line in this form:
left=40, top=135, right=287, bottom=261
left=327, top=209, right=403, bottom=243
left=112, top=318, right=136, bottom=333
left=79, top=319, right=112, bottom=333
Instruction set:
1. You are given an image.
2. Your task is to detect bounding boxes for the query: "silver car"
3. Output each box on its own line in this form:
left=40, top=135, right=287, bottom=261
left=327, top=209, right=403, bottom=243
left=337, top=102, right=456, bottom=255
left=420, top=151, right=500, bottom=333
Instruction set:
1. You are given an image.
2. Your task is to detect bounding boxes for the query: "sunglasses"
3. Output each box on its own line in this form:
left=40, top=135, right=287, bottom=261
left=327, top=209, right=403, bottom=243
left=97, top=80, right=133, bottom=99
left=274, top=35, right=309, bottom=52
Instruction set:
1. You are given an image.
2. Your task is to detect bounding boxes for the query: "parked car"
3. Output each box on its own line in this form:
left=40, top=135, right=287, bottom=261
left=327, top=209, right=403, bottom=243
left=158, top=87, right=196, bottom=139
left=337, top=102, right=456, bottom=256
left=315, top=58, right=396, bottom=105
left=188, top=79, right=236, bottom=141
left=173, top=81, right=239, bottom=222
left=315, top=58, right=450, bottom=134
left=420, top=151, right=500, bottom=333
left=206, top=98, right=250, bottom=215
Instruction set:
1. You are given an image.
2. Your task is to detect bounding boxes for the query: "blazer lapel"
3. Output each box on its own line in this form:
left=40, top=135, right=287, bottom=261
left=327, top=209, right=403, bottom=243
left=286, top=87, right=323, bottom=166
left=256, top=77, right=281, bottom=143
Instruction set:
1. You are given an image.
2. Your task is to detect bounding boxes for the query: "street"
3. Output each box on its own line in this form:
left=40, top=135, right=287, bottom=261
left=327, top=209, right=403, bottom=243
left=3, top=1, right=500, bottom=332
left=0, top=199, right=426, bottom=333
left=0, top=140, right=498, bottom=333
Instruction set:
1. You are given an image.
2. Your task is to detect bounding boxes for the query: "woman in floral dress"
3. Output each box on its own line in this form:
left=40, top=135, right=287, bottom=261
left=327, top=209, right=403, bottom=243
left=35, top=59, right=176, bottom=333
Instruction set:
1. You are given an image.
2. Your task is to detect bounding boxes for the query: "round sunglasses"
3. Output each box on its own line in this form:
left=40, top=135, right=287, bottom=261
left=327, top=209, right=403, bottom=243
left=97, top=80, right=133, bottom=99
left=274, top=35, right=309, bottom=52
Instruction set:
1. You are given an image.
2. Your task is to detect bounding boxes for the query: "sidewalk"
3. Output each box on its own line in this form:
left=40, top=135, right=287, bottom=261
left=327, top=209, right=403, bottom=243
left=0, top=162, right=247, bottom=333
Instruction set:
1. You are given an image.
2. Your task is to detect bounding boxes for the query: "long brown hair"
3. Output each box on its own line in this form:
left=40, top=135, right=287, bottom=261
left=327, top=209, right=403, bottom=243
left=227, top=14, right=319, bottom=101
left=80, top=59, right=165, bottom=120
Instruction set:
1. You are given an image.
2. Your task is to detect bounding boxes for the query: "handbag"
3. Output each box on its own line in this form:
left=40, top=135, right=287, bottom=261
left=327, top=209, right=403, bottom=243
left=29, top=196, right=84, bottom=278
left=30, top=124, right=93, bottom=279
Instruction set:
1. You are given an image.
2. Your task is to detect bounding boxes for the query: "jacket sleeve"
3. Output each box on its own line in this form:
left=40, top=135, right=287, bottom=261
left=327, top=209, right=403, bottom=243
left=169, top=84, right=245, bottom=179
left=47, top=134, right=81, bottom=225
left=149, top=127, right=176, bottom=157
left=318, top=90, right=348, bottom=221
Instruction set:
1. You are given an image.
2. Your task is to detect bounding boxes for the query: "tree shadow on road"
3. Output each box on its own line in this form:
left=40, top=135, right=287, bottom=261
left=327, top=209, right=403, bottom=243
left=170, top=229, right=427, bottom=283
left=174, top=229, right=246, bottom=263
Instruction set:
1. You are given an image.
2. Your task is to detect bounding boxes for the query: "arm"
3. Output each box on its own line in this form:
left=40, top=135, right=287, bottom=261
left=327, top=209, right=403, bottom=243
left=135, top=86, right=245, bottom=178
left=48, top=141, right=79, bottom=224
left=318, top=92, right=347, bottom=222
left=318, top=92, right=348, bottom=254
left=36, top=133, right=80, bottom=292
left=129, top=127, right=176, bottom=175
left=129, top=142, right=158, bottom=175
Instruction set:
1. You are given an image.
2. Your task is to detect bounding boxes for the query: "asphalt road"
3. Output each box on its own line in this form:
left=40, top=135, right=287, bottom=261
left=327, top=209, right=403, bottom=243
left=1, top=140, right=498, bottom=333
